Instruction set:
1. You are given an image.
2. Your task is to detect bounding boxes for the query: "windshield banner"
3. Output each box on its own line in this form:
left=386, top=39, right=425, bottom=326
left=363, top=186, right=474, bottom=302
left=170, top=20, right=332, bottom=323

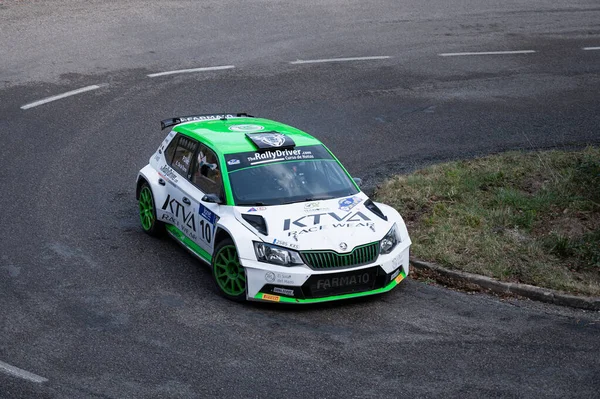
left=225, top=145, right=332, bottom=172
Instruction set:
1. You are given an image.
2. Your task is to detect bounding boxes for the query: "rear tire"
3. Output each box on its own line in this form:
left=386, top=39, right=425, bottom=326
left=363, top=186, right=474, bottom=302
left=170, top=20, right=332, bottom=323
left=138, top=181, right=164, bottom=237
left=212, top=238, right=247, bottom=302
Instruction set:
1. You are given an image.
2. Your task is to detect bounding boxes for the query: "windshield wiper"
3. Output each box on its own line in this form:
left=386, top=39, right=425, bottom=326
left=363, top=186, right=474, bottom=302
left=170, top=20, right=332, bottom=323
left=303, top=196, right=333, bottom=201
left=281, top=197, right=332, bottom=205
left=237, top=202, right=266, bottom=206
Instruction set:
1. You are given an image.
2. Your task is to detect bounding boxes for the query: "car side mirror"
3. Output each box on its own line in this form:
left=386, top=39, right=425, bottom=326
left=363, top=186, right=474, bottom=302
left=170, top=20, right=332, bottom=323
left=202, top=193, right=223, bottom=204
left=353, top=177, right=363, bottom=187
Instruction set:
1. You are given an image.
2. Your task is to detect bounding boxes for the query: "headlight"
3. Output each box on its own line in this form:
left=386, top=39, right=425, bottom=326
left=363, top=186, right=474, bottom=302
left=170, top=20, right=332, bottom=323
left=253, top=242, right=304, bottom=266
left=380, top=223, right=400, bottom=254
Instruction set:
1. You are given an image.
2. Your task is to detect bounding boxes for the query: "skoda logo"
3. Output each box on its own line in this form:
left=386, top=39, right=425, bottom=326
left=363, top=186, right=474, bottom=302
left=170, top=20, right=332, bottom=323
left=339, top=242, right=348, bottom=251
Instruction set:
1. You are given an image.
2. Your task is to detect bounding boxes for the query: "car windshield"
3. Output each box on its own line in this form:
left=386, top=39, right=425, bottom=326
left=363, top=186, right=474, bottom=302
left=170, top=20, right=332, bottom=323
left=225, top=145, right=359, bottom=206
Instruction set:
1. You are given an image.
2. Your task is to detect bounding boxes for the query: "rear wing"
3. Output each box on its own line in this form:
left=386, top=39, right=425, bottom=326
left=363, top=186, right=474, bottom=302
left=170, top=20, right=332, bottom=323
left=160, top=113, right=254, bottom=130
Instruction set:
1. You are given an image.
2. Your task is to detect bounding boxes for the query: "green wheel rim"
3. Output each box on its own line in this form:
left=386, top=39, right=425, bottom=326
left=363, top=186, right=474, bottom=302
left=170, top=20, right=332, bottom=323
left=139, top=186, right=155, bottom=231
left=214, top=245, right=246, bottom=296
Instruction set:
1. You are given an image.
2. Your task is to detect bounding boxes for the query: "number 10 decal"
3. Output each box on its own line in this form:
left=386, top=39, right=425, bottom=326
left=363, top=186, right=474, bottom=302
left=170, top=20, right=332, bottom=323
left=198, top=203, right=218, bottom=247
left=199, top=219, right=212, bottom=243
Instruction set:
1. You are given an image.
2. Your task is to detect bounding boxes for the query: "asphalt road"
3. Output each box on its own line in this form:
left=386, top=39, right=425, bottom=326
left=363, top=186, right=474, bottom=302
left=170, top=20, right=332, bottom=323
left=1, top=0, right=599, bottom=398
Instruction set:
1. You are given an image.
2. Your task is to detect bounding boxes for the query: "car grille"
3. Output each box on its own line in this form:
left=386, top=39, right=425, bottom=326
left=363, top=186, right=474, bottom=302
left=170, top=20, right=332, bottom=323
left=300, top=242, right=379, bottom=270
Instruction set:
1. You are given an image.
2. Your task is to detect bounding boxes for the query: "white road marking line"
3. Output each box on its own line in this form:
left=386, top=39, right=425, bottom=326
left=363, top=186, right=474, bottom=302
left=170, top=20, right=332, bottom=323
left=0, top=360, right=48, bottom=383
left=147, top=65, right=235, bottom=77
left=438, top=50, right=536, bottom=57
left=290, top=56, right=391, bottom=64
left=582, top=47, right=600, bottom=51
left=20, top=84, right=105, bottom=110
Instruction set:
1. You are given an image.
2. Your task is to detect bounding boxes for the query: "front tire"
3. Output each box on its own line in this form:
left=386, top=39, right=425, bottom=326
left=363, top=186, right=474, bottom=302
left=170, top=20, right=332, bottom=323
left=138, top=181, right=164, bottom=237
left=212, top=238, right=247, bottom=302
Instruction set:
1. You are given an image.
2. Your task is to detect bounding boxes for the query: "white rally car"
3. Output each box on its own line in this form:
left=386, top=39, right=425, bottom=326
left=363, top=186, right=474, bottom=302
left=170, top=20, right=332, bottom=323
left=136, top=113, right=411, bottom=303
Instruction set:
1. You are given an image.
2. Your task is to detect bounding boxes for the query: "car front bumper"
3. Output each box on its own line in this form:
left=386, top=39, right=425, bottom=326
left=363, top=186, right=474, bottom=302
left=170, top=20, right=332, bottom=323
left=242, top=244, right=410, bottom=303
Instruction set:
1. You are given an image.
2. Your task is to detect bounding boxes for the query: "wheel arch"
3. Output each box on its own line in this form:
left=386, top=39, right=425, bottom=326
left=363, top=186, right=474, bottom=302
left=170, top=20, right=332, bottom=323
left=214, top=226, right=233, bottom=247
left=135, top=176, right=148, bottom=200
left=213, top=213, right=264, bottom=262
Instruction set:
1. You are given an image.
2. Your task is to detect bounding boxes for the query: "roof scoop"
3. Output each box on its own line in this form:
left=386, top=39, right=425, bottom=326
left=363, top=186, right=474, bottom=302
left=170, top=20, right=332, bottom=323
left=246, top=132, right=296, bottom=151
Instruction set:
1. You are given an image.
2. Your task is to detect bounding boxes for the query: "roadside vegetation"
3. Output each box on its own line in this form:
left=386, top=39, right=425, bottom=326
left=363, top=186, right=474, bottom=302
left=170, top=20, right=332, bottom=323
left=375, top=147, right=600, bottom=296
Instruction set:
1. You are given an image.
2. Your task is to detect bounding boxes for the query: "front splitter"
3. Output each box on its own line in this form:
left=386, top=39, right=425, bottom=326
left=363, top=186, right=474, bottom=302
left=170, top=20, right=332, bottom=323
left=251, top=270, right=406, bottom=303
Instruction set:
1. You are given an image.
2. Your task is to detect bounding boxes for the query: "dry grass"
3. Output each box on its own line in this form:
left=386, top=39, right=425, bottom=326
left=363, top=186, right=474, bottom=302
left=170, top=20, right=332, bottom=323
left=375, top=147, right=600, bottom=296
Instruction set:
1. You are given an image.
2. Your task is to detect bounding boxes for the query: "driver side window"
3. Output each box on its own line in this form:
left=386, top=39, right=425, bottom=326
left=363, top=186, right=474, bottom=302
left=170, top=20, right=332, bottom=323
left=192, top=144, right=223, bottom=197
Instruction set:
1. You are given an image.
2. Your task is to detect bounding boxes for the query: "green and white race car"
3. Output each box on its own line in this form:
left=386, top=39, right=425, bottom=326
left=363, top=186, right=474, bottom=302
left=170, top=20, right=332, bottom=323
left=136, top=113, right=411, bottom=303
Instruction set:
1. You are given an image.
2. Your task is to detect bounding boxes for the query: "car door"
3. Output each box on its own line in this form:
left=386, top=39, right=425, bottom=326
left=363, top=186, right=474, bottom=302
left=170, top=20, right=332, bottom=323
left=159, top=134, right=201, bottom=241
left=188, top=143, right=224, bottom=256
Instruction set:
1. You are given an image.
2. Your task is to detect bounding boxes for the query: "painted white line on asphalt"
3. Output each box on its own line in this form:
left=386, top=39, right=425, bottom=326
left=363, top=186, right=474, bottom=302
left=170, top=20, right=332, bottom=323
left=147, top=65, right=235, bottom=77
left=438, top=50, right=536, bottom=57
left=290, top=56, right=391, bottom=64
left=21, top=84, right=105, bottom=110
left=582, top=47, right=600, bottom=51
left=0, top=360, right=48, bottom=383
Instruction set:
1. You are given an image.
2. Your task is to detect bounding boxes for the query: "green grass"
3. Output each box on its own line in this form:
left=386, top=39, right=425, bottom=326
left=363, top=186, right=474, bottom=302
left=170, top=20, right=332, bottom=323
left=375, top=147, right=600, bottom=296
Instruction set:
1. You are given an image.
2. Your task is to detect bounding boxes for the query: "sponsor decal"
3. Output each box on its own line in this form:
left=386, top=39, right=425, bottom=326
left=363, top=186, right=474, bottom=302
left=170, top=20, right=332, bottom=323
left=392, top=253, right=402, bottom=269
left=198, top=204, right=217, bottom=224
left=247, top=207, right=266, bottom=212
left=262, top=293, right=281, bottom=302
left=284, top=211, right=371, bottom=230
left=227, top=159, right=240, bottom=166
left=246, top=148, right=314, bottom=165
left=179, top=114, right=236, bottom=122
left=316, top=272, right=370, bottom=290
left=265, top=272, right=276, bottom=283
left=229, top=124, right=265, bottom=132
left=273, top=287, right=295, bottom=296
left=395, top=274, right=404, bottom=284
left=182, top=154, right=191, bottom=166
left=159, top=165, right=178, bottom=183
left=161, top=195, right=196, bottom=239
left=161, top=214, right=177, bottom=224
left=338, top=196, right=363, bottom=212
left=283, top=211, right=374, bottom=237
left=252, top=133, right=287, bottom=147
left=273, top=239, right=299, bottom=250
left=154, top=153, right=161, bottom=162
left=266, top=272, right=295, bottom=285
left=224, top=145, right=331, bottom=172
left=304, top=202, right=329, bottom=213
left=304, top=202, right=321, bottom=210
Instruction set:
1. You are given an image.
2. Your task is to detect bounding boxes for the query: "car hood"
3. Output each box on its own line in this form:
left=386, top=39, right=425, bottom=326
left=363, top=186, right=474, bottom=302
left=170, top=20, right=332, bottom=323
left=233, top=193, right=393, bottom=252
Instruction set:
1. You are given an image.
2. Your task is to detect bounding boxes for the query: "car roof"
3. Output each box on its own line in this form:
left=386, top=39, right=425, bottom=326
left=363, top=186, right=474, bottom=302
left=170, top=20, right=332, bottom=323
left=173, top=117, right=323, bottom=154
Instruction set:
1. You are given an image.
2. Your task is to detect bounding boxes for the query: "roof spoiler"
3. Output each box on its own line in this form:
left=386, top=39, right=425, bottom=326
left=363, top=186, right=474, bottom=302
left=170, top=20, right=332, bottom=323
left=160, top=113, right=254, bottom=130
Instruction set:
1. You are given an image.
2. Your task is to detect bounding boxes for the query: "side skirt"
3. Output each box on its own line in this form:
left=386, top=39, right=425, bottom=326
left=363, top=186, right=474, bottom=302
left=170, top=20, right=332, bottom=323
left=165, top=225, right=212, bottom=266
